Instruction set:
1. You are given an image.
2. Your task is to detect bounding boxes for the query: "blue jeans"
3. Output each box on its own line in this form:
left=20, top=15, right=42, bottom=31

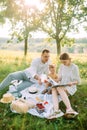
left=0, top=71, right=33, bottom=91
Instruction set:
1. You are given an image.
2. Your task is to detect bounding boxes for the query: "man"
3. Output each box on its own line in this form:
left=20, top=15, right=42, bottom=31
left=0, top=49, right=50, bottom=91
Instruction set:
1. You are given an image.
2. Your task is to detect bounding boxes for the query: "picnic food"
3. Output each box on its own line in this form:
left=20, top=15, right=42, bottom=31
left=36, top=103, right=45, bottom=109
left=0, top=93, right=15, bottom=103
left=35, top=97, right=44, bottom=102
left=36, top=103, right=45, bottom=113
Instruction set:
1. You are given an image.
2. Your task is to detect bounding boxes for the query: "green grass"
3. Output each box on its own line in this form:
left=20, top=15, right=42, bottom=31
left=0, top=52, right=87, bottom=130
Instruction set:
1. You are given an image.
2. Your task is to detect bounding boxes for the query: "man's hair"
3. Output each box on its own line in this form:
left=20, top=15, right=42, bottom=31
left=59, top=53, right=70, bottom=60
left=42, top=49, right=50, bottom=54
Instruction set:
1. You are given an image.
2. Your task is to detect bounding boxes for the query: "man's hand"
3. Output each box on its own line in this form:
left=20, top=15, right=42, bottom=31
left=38, top=78, right=42, bottom=85
left=34, top=75, right=42, bottom=85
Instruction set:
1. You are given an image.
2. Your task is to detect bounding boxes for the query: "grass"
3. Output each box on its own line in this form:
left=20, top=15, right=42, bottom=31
left=0, top=50, right=87, bottom=130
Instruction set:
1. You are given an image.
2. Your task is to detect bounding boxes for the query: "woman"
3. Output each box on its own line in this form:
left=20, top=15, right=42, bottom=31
left=51, top=53, right=80, bottom=116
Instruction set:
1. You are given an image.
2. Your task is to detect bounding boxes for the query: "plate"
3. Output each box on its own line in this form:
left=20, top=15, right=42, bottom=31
left=28, top=86, right=38, bottom=94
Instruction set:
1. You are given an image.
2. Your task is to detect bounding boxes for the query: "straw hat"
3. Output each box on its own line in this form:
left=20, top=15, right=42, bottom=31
left=0, top=93, right=15, bottom=103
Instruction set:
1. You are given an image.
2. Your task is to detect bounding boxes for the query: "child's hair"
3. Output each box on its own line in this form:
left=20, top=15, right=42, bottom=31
left=49, top=64, right=55, bottom=69
left=59, top=53, right=71, bottom=60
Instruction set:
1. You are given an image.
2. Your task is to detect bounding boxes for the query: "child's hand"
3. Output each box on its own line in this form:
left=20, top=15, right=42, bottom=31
left=55, top=78, right=60, bottom=83
left=58, top=77, right=62, bottom=81
left=44, top=80, right=48, bottom=83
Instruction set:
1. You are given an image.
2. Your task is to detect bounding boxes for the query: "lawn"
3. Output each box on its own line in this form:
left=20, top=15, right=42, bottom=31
left=0, top=50, right=87, bottom=130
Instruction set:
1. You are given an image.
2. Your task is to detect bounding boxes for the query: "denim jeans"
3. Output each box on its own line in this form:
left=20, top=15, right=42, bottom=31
left=0, top=71, right=33, bottom=91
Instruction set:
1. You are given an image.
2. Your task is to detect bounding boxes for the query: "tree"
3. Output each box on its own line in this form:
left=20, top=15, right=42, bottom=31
left=0, top=0, right=6, bottom=24
left=40, top=0, right=87, bottom=55
left=0, top=0, right=41, bottom=56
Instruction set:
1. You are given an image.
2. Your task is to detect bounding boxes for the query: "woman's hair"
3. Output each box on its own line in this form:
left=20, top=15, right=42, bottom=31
left=59, top=53, right=71, bottom=60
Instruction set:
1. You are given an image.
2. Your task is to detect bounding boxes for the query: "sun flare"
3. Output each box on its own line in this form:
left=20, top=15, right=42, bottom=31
left=24, top=0, right=44, bottom=10
left=25, top=0, right=40, bottom=6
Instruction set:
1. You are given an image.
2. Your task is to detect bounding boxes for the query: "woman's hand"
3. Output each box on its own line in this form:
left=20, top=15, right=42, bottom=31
left=68, top=82, right=73, bottom=86
left=68, top=81, right=78, bottom=86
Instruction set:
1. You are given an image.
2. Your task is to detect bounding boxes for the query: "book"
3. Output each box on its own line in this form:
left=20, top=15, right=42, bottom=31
left=47, top=76, right=68, bottom=88
left=42, top=76, right=69, bottom=94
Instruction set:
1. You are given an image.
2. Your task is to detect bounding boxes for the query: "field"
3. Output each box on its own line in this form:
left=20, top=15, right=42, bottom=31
left=0, top=50, right=87, bottom=130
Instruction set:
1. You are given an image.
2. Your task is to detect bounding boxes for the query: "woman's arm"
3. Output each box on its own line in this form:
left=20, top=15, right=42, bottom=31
left=68, top=81, right=78, bottom=86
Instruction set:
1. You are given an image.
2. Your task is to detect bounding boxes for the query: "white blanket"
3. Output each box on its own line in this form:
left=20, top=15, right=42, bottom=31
left=8, top=82, right=64, bottom=118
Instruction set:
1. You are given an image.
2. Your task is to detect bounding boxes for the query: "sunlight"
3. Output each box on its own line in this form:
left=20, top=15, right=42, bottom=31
left=24, top=0, right=44, bottom=10
left=25, top=0, right=40, bottom=5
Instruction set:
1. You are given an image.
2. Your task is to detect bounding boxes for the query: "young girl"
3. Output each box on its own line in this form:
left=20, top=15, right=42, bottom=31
left=45, top=53, right=80, bottom=117
left=47, top=64, right=63, bottom=114
left=51, top=53, right=80, bottom=117
left=43, top=64, right=60, bottom=94
left=57, top=53, right=80, bottom=114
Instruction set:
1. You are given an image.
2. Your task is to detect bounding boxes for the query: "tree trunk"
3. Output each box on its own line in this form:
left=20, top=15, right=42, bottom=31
left=24, top=37, right=28, bottom=56
left=56, top=38, right=61, bottom=55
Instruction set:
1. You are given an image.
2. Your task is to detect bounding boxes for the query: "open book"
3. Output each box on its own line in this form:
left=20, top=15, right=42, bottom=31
left=41, top=77, right=68, bottom=94
left=47, top=76, right=68, bottom=88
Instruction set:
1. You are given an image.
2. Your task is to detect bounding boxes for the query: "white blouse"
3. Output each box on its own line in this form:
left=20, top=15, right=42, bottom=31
left=58, top=63, right=80, bottom=84
left=58, top=63, right=80, bottom=95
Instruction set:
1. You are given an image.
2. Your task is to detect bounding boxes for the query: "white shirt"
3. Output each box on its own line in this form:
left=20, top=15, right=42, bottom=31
left=58, top=63, right=80, bottom=95
left=58, top=63, right=80, bottom=84
left=24, top=58, right=50, bottom=78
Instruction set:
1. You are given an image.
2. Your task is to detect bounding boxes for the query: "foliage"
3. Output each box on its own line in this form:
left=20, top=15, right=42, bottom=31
left=75, top=38, right=87, bottom=44
left=0, top=0, right=42, bottom=55
left=0, top=0, right=6, bottom=24
left=61, top=37, right=75, bottom=47
left=0, top=50, right=87, bottom=80
left=0, top=0, right=87, bottom=56
left=40, top=0, right=87, bottom=55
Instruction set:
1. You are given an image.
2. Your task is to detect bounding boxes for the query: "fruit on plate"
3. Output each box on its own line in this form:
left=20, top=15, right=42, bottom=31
left=36, top=103, right=45, bottom=109
left=36, top=103, right=45, bottom=113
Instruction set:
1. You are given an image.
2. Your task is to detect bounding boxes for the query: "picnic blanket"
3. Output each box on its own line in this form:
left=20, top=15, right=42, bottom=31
left=7, top=81, right=64, bottom=119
